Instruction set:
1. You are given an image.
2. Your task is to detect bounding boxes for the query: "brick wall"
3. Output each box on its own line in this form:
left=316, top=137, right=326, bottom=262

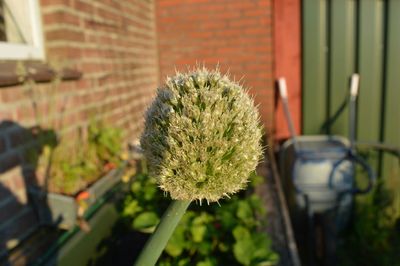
left=274, top=0, right=301, bottom=140
left=0, top=0, right=158, bottom=253
left=156, top=0, right=274, bottom=132
left=0, top=0, right=281, bottom=257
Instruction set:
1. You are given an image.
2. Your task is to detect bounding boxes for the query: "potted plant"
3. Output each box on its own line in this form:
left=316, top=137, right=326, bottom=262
left=29, top=121, right=132, bottom=229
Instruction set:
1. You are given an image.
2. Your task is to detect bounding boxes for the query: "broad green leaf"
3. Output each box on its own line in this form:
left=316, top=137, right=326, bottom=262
left=249, top=194, right=266, bottom=215
left=132, top=212, right=159, bottom=233
left=165, top=226, right=186, bottom=257
left=236, top=201, right=253, bottom=224
left=177, top=258, right=191, bottom=266
left=143, top=185, right=157, bottom=201
left=252, top=233, right=279, bottom=266
left=253, top=253, right=280, bottom=266
left=197, top=258, right=216, bottom=266
left=122, top=200, right=141, bottom=217
left=233, top=226, right=254, bottom=265
left=197, top=241, right=213, bottom=256
left=131, top=182, right=141, bottom=193
left=233, top=225, right=251, bottom=241
left=158, top=261, right=172, bottom=266
left=233, top=238, right=254, bottom=265
left=192, top=213, right=212, bottom=225
left=218, top=209, right=236, bottom=230
left=191, top=224, right=207, bottom=243
left=252, top=234, right=271, bottom=260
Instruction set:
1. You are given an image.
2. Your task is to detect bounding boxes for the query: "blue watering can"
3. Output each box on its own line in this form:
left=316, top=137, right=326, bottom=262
left=278, top=75, right=376, bottom=265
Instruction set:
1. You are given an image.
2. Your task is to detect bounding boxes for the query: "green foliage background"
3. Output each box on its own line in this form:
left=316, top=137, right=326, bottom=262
left=121, top=171, right=279, bottom=266
left=38, top=121, right=124, bottom=195
left=338, top=149, right=400, bottom=266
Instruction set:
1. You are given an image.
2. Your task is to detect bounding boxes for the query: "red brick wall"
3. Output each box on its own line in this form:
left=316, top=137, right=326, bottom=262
left=0, top=0, right=158, bottom=253
left=42, top=0, right=159, bottom=138
left=156, top=0, right=274, bottom=132
left=274, top=0, right=301, bottom=140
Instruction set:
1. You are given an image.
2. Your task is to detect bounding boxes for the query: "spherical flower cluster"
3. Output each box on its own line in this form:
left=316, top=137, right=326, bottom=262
left=140, top=68, right=263, bottom=203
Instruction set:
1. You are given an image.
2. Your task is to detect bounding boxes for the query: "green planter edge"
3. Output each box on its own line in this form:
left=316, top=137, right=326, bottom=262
left=29, top=161, right=128, bottom=229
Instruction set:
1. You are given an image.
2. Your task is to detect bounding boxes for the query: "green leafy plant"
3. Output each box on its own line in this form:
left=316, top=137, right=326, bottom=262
left=40, top=122, right=125, bottom=195
left=337, top=149, right=400, bottom=266
left=122, top=171, right=279, bottom=266
left=338, top=182, right=400, bottom=266
left=20, top=62, right=127, bottom=196
left=88, top=121, right=124, bottom=165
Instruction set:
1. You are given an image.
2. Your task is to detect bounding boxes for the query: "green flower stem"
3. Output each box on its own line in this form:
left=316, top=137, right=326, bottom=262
left=134, top=199, right=191, bottom=266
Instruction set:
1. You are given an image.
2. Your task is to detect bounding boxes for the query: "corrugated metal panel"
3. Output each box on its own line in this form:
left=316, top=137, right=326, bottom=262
left=357, top=0, right=384, bottom=142
left=382, top=0, right=400, bottom=183
left=302, top=0, right=328, bottom=134
left=328, top=0, right=356, bottom=136
left=302, top=0, right=399, bottom=181
left=302, top=0, right=388, bottom=139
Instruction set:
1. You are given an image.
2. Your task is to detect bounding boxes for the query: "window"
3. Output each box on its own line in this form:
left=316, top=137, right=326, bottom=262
left=0, top=0, right=44, bottom=60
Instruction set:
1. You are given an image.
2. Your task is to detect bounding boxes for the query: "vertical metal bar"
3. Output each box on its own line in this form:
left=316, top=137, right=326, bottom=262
left=357, top=0, right=384, bottom=142
left=302, top=0, right=328, bottom=134
left=329, top=0, right=356, bottom=136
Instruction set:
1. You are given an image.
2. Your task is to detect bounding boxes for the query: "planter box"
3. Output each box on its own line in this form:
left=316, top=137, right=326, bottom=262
left=29, top=162, right=127, bottom=229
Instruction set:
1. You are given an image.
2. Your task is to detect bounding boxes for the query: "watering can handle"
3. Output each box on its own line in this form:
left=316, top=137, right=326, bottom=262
left=278, top=78, right=288, bottom=99
left=277, top=78, right=298, bottom=144
left=350, top=153, right=376, bottom=194
left=350, top=74, right=360, bottom=98
left=349, top=73, right=360, bottom=148
left=329, top=152, right=376, bottom=194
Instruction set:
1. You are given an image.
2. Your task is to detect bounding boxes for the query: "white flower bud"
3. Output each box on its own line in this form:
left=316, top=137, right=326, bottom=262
left=141, top=67, right=263, bottom=202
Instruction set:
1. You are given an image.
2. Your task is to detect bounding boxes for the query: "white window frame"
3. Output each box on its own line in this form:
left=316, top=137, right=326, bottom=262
left=0, top=0, right=45, bottom=60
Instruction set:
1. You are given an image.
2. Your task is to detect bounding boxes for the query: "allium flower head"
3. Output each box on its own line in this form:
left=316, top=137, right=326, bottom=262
left=141, top=67, right=263, bottom=203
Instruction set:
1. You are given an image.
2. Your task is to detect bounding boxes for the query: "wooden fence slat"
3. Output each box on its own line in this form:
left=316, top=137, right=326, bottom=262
left=328, top=0, right=356, bottom=136
left=302, top=0, right=328, bottom=134
left=357, top=0, right=384, bottom=142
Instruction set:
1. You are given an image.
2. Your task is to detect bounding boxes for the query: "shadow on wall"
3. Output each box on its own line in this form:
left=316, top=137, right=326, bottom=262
left=0, top=120, right=57, bottom=264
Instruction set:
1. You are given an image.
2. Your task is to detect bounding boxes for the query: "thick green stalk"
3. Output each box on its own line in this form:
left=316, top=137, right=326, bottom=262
left=134, top=199, right=191, bottom=266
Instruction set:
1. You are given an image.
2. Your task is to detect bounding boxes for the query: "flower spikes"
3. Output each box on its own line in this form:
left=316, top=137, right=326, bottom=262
left=141, top=67, right=263, bottom=203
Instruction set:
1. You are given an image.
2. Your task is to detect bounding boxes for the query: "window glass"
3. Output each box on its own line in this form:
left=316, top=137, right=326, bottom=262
left=1, top=0, right=33, bottom=45
left=0, top=0, right=44, bottom=60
